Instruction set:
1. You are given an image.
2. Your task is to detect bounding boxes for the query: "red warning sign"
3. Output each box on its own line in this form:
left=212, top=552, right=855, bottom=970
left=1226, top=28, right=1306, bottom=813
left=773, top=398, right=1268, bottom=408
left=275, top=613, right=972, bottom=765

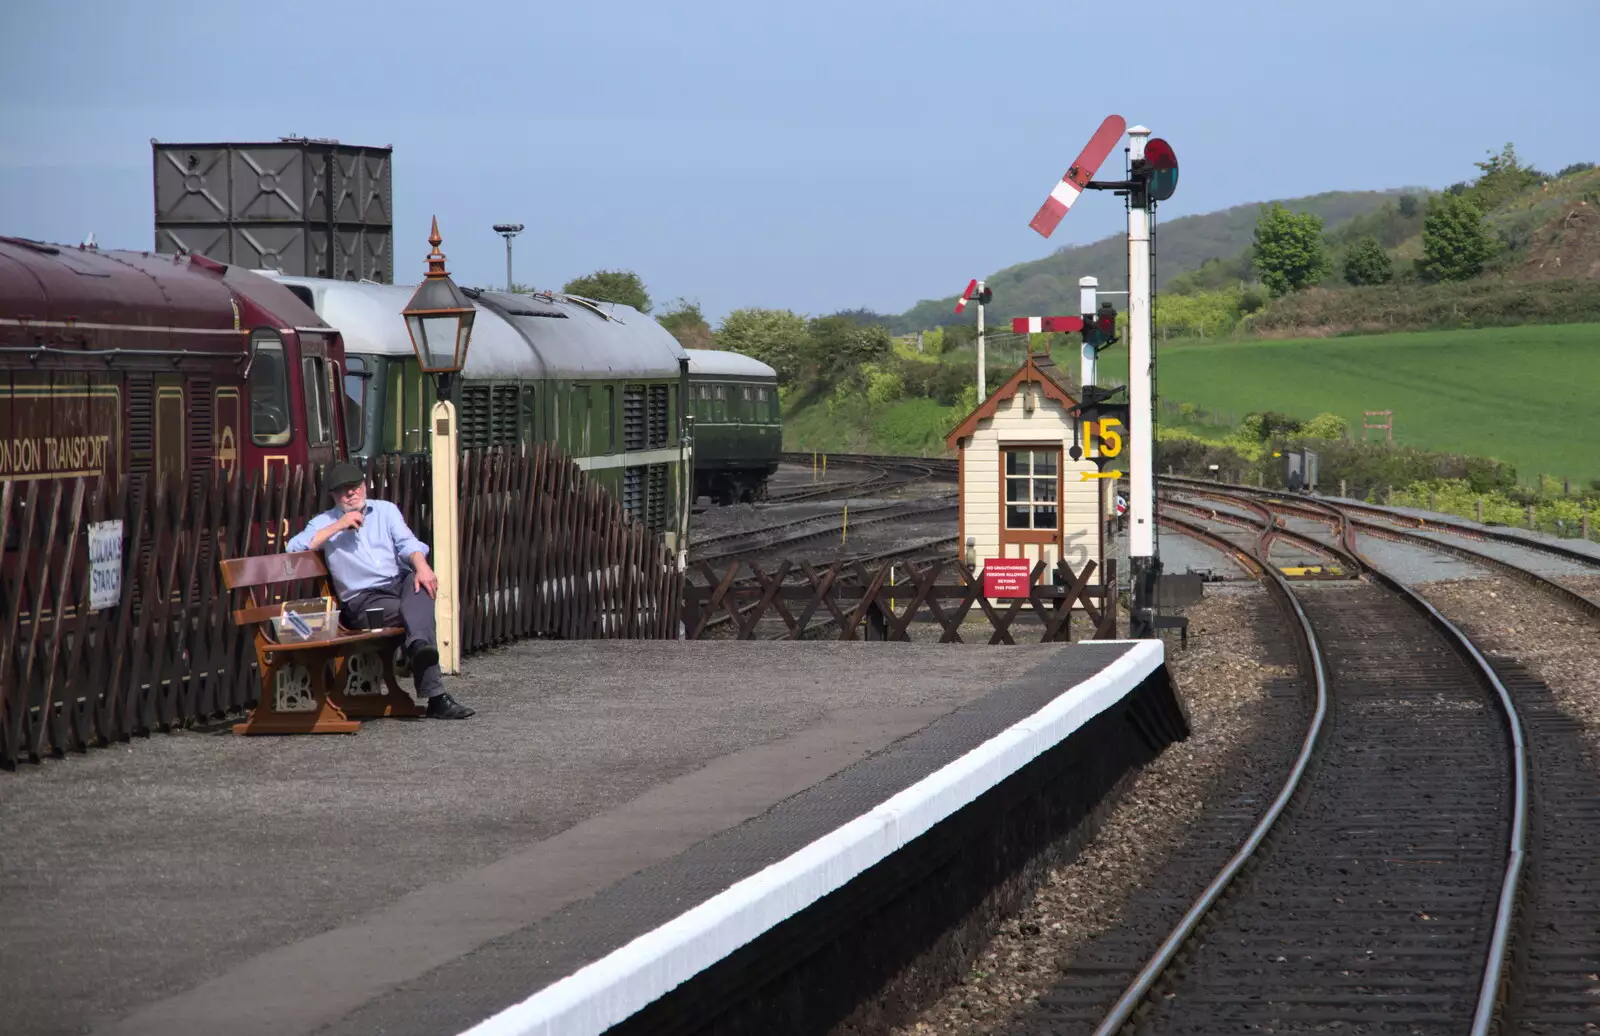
left=982, top=557, right=1034, bottom=598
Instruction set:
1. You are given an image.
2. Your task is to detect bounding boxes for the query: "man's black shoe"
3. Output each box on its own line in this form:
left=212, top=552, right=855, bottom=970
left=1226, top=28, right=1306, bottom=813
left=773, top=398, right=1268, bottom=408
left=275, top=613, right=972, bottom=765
left=408, top=642, right=441, bottom=671
left=426, top=692, right=475, bottom=719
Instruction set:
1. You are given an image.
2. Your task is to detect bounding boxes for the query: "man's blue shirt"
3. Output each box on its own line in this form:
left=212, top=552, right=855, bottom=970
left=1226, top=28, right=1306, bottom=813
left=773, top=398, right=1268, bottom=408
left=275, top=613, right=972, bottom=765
left=286, top=499, right=429, bottom=599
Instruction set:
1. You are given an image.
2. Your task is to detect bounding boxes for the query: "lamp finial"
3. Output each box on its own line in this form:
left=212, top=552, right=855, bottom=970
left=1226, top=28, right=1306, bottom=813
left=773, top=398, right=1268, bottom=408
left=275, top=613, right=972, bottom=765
left=426, top=216, right=447, bottom=277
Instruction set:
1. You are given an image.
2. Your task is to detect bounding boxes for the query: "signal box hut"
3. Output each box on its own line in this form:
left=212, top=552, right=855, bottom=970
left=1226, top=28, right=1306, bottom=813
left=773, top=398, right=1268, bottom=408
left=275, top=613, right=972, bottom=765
left=944, top=351, right=1106, bottom=590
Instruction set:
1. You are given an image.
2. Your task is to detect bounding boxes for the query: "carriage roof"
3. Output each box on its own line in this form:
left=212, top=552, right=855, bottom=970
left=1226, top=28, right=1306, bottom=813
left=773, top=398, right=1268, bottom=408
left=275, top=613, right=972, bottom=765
left=684, top=348, right=777, bottom=379
left=470, top=290, right=687, bottom=381
left=264, top=276, right=548, bottom=378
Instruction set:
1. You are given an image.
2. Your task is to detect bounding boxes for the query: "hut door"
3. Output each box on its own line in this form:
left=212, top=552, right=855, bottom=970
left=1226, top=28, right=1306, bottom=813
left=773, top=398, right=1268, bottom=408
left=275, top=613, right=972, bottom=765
left=998, top=444, right=1063, bottom=577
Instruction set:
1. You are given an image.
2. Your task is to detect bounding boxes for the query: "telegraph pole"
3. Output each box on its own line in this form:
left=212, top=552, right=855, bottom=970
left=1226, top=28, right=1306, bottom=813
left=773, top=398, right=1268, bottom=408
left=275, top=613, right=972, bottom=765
left=493, top=223, right=524, bottom=292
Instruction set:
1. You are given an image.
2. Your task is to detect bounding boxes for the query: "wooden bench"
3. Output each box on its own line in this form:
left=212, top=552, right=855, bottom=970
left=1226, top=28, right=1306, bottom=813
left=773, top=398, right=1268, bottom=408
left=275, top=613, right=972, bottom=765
left=220, top=551, right=426, bottom=735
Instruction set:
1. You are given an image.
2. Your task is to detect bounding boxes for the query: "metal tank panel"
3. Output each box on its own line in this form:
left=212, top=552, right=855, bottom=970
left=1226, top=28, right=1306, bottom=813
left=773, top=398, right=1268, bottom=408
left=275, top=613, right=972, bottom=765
left=685, top=348, right=777, bottom=379
left=153, top=139, right=395, bottom=284
left=472, top=290, right=688, bottom=380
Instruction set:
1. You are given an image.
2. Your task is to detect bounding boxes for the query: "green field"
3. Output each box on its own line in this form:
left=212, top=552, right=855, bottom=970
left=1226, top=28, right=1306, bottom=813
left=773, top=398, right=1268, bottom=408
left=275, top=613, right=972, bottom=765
left=1091, top=323, right=1600, bottom=485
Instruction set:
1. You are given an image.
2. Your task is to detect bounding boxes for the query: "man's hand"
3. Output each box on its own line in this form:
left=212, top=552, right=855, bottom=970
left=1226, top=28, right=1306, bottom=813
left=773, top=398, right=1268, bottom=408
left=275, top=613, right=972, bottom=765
left=308, top=508, right=364, bottom=551
left=414, top=559, right=439, bottom=599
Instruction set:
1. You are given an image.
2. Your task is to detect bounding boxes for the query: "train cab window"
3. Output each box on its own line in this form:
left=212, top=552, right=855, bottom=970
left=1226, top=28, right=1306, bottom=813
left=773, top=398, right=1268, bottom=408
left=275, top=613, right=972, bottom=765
left=248, top=331, right=292, bottom=446
left=713, top=384, right=726, bottom=422
left=303, top=357, right=333, bottom=446
left=342, top=356, right=368, bottom=452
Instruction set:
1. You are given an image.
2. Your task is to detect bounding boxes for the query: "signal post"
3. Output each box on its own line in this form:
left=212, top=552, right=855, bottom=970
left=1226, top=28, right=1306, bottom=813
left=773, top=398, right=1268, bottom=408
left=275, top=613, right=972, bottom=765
left=1026, top=116, right=1179, bottom=637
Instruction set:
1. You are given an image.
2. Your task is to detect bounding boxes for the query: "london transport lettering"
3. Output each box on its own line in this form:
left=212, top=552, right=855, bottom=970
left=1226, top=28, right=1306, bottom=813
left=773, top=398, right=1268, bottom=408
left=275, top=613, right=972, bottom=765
left=0, top=434, right=115, bottom=477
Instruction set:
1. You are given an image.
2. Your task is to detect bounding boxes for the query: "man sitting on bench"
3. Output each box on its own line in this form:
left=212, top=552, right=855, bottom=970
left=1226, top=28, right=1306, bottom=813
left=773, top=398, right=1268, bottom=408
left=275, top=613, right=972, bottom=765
left=287, top=461, right=475, bottom=720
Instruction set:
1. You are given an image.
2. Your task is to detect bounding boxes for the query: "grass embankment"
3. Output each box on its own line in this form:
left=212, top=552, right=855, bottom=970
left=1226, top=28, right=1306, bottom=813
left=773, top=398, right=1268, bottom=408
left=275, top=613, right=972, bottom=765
left=787, top=322, right=1600, bottom=485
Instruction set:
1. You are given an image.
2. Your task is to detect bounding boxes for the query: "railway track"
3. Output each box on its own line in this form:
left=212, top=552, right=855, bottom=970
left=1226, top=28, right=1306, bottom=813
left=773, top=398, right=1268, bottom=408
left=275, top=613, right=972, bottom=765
left=1010, top=486, right=1542, bottom=1034
left=766, top=452, right=957, bottom=503
left=688, top=499, right=957, bottom=565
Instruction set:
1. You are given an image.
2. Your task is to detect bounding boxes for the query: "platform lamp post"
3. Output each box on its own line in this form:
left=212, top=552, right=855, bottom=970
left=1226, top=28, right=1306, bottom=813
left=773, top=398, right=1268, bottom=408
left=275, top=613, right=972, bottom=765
left=493, top=222, right=524, bottom=292
left=402, top=216, right=476, bottom=675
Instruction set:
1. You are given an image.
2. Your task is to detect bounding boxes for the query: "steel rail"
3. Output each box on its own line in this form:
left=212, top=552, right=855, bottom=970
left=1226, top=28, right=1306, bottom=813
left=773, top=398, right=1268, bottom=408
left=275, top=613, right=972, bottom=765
left=1317, top=496, right=1529, bottom=1036
left=1160, top=473, right=1600, bottom=570
left=688, top=498, right=950, bottom=551
left=690, top=504, right=958, bottom=566
left=1087, top=512, right=1331, bottom=1036
left=1155, top=488, right=1528, bottom=1036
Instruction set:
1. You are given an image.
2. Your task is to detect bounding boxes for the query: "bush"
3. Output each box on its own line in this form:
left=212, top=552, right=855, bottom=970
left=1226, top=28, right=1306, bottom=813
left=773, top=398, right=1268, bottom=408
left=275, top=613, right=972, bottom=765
left=1301, top=412, right=1350, bottom=439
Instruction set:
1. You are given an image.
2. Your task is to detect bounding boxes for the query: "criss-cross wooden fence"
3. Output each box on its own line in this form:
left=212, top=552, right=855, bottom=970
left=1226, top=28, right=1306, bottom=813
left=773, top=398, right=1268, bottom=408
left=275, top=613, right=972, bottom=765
left=0, top=443, right=682, bottom=769
left=682, top=557, right=1118, bottom=643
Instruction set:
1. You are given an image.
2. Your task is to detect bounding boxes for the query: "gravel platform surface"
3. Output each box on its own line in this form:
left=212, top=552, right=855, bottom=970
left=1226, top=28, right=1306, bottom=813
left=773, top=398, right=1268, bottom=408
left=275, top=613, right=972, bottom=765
left=888, top=581, right=1304, bottom=1036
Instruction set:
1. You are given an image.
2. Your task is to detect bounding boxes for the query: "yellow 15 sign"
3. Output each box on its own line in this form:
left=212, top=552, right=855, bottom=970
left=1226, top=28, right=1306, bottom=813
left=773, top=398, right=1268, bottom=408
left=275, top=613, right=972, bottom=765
left=1082, top=417, right=1124, bottom=464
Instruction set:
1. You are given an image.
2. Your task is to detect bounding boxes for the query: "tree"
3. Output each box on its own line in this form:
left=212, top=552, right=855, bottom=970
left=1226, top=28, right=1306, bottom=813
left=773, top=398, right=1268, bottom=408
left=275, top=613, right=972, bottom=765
left=713, top=307, right=809, bottom=383
left=1251, top=203, right=1332, bottom=297
left=1342, top=236, right=1393, bottom=286
left=560, top=269, right=651, bottom=313
left=803, top=315, right=893, bottom=386
left=1397, top=195, right=1420, bottom=219
left=1419, top=193, right=1497, bottom=282
left=656, top=298, right=714, bottom=350
left=1468, top=142, right=1543, bottom=211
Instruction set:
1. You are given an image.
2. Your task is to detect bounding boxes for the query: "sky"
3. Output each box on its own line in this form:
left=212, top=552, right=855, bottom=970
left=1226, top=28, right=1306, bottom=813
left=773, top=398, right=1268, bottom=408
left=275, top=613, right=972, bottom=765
left=1, top=0, right=1594, bottom=324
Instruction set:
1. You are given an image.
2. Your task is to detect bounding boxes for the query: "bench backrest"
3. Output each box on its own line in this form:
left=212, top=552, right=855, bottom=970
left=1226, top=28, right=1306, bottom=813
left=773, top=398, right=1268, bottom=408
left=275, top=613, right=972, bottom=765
left=220, top=551, right=334, bottom=627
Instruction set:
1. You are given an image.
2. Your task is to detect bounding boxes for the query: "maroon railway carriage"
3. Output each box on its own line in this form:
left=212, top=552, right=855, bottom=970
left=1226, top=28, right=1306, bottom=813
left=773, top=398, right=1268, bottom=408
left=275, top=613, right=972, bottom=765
left=0, top=235, right=351, bottom=491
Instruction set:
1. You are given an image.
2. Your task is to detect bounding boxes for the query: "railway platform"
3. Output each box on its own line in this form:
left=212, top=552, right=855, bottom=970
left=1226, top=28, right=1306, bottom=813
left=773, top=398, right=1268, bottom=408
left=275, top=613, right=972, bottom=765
left=0, top=637, right=1179, bottom=1036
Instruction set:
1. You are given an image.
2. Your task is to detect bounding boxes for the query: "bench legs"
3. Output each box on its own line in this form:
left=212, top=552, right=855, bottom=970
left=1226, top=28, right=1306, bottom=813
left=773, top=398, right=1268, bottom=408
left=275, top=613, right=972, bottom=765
left=234, top=647, right=361, bottom=736
left=329, top=643, right=426, bottom=720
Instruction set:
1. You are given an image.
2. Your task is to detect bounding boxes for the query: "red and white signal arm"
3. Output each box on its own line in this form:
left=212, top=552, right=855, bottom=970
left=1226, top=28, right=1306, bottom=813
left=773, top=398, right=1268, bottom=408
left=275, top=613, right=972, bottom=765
left=1011, top=316, right=1084, bottom=334
left=1029, top=114, right=1126, bottom=238
left=954, top=279, right=978, bottom=314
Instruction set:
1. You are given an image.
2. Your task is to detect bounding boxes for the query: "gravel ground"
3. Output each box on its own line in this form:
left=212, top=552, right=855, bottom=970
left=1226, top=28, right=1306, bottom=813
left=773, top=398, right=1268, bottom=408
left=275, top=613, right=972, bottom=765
left=888, top=580, right=1301, bottom=1036
left=1413, top=573, right=1600, bottom=768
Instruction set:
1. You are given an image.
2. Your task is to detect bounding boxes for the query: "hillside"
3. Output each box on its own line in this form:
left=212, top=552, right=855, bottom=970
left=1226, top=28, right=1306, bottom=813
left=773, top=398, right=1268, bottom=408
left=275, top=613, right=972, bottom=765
left=784, top=323, right=1600, bottom=488
left=1171, top=159, right=1600, bottom=337
left=890, top=189, right=1406, bottom=332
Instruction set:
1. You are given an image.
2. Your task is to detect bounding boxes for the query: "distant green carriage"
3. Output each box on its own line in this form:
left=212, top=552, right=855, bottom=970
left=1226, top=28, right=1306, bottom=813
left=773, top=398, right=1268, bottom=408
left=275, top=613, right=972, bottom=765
left=684, top=348, right=781, bottom=505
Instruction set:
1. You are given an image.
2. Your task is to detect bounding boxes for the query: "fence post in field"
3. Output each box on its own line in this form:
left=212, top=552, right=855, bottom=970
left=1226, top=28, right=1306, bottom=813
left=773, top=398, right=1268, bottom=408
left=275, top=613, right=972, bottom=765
left=1526, top=505, right=1535, bottom=530
left=1340, top=479, right=1347, bottom=498
left=1428, top=490, right=1436, bottom=512
left=1476, top=497, right=1484, bottom=523
left=1583, top=512, right=1591, bottom=541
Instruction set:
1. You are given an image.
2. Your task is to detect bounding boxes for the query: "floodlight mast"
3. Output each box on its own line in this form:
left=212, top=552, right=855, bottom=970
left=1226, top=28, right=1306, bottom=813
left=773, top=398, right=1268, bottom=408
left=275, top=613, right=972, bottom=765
left=493, top=223, right=525, bottom=292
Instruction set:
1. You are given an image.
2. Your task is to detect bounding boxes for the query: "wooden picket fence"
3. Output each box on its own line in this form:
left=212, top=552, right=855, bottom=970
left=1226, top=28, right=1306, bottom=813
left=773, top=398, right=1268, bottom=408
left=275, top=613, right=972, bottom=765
left=681, top=557, right=1118, bottom=643
left=0, top=443, right=681, bottom=769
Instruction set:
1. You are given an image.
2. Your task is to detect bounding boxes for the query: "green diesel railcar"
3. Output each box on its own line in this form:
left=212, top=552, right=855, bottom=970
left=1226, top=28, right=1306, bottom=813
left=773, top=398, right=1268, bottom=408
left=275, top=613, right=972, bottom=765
left=272, top=276, right=691, bottom=552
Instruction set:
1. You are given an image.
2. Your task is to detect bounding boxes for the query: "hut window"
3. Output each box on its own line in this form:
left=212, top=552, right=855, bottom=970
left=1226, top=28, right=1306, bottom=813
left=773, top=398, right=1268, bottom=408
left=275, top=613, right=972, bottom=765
left=1003, top=448, right=1059, bottom=530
